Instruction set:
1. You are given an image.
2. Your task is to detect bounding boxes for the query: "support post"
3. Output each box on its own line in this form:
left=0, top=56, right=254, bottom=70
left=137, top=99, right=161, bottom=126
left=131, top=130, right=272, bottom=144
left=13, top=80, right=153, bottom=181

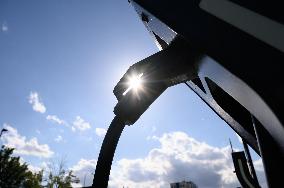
left=251, top=115, right=284, bottom=188
left=92, top=116, right=125, bottom=188
left=242, top=139, right=260, bottom=187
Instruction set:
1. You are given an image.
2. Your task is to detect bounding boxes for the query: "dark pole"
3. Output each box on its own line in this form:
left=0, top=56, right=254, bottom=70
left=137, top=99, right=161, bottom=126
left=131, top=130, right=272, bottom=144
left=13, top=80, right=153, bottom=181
left=242, top=138, right=260, bottom=187
left=229, top=138, right=234, bottom=153
left=92, top=116, right=125, bottom=188
left=251, top=114, right=284, bottom=188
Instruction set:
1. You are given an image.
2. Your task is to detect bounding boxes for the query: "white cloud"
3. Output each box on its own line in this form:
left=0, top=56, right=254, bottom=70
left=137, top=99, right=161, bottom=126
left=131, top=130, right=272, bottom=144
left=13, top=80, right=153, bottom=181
left=72, top=116, right=91, bottom=132
left=108, top=132, right=266, bottom=188
left=253, top=159, right=267, bottom=187
left=72, top=182, right=83, bottom=188
left=69, top=131, right=267, bottom=188
left=1, top=22, right=8, bottom=32
left=46, top=115, right=65, bottom=125
left=18, top=157, right=42, bottom=173
left=27, top=162, right=50, bottom=175
left=253, top=159, right=264, bottom=172
left=29, top=91, right=46, bottom=113
left=70, top=159, right=97, bottom=187
left=151, top=126, right=157, bottom=133
left=95, top=128, right=107, bottom=137
left=1, top=124, right=54, bottom=158
left=54, top=135, right=63, bottom=142
left=28, top=164, right=42, bottom=173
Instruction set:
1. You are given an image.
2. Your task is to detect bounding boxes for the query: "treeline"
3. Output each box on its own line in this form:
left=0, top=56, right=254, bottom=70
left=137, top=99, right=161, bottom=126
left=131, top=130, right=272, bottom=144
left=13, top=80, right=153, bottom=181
left=0, top=145, right=79, bottom=188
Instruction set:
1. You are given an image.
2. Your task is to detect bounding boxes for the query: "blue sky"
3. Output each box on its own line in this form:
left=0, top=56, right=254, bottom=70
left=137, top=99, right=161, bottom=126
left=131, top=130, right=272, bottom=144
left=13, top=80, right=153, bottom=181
left=0, top=0, right=265, bottom=187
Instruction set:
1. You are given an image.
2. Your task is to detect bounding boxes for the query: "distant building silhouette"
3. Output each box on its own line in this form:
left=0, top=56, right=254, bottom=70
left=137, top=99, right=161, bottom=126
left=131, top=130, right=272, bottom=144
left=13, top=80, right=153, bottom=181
left=170, top=180, right=198, bottom=188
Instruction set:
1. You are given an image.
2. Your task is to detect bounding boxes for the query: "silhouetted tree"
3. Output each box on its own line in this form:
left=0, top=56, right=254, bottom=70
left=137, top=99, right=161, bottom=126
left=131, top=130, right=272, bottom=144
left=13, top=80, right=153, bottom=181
left=23, top=170, right=43, bottom=188
left=0, top=145, right=79, bottom=188
left=44, top=158, right=79, bottom=188
left=0, top=145, right=42, bottom=188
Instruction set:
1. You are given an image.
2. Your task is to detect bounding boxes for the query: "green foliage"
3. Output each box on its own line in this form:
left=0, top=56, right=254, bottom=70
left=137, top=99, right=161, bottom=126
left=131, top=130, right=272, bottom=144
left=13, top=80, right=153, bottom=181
left=0, top=145, right=42, bottom=188
left=0, top=145, right=79, bottom=188
left=23, top=170, right=43, bottom=188
left=45, top=159, right=80, bottom=188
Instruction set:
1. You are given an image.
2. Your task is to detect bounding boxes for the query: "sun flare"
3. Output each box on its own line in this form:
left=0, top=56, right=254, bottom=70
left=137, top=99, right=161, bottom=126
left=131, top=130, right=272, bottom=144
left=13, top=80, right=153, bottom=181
left=123, top=73, right=143, bottom=95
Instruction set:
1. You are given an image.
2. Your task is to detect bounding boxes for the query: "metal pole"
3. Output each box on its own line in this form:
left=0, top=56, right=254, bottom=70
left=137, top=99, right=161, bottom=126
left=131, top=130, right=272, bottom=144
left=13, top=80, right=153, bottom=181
left=92, top=116, right=125, bottom=188
left=251, top=114, right=284, bottom=188
left=242, top=138, right=260, bottom=187
left=229, top=138, right=234, bottom=153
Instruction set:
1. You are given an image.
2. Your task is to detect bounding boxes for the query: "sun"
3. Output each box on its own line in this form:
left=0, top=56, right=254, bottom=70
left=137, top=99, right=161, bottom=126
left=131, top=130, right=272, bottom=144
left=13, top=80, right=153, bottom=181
left=123, top=73, right=144, bottom=95
left=129, top=73, right=143, bottom=90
